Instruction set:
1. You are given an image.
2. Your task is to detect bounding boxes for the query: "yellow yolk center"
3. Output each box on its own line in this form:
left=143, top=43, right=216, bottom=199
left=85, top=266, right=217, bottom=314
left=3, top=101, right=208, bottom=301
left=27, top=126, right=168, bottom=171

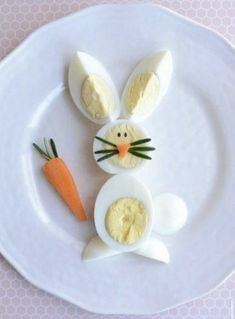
left=125, top=72, right=159, bottom=116
left=105, top=197, right=148, bottom=244
left=81, top=74, right=115, bottom=119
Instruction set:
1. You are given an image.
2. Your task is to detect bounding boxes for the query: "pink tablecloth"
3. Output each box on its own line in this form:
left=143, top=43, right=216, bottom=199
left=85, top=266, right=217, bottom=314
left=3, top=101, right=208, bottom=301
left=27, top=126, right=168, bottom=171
left=0, top=1, right=235, bottom=318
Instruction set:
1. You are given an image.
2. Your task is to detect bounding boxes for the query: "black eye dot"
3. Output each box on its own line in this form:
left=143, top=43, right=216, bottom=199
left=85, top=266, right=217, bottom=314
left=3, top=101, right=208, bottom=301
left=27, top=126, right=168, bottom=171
left=117, top=132, right=121, bottom=137
left=124, top=132, right=127, bottom=137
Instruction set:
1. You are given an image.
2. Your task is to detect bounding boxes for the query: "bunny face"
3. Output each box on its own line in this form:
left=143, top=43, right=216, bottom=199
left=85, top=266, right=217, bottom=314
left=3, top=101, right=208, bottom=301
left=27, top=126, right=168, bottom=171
left=104, top=122, right=145, bottom=167
left=93, top=120, right=153, bottom=174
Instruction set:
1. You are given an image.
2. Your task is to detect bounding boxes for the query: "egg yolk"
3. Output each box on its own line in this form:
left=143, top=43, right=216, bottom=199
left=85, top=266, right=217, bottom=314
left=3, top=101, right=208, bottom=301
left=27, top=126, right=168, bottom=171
left=125, top=72, right=160, bottom=116
left=104, top=123, right=145, bottom=168
left=105, top=197, right=148, bottom=244
left=81, top=74, right=115, bottom=119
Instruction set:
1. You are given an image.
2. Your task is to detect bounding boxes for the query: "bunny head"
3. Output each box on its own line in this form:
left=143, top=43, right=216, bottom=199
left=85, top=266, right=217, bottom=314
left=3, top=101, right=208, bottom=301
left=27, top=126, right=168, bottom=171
left=68, top=51, right=173, bottom=175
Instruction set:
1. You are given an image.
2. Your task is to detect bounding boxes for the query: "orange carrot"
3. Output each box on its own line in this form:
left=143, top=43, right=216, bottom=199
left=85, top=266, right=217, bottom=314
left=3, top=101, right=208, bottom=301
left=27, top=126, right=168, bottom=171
left=33, top=138, right=87, bottom=221
left=117, top=144, right=130, bottom=158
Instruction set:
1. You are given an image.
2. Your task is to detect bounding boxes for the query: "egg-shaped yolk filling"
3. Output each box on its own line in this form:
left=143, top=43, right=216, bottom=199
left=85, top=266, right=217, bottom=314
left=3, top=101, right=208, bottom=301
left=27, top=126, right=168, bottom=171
left=104, top=123, right=145, bottom=168
left=81, top=74, right=115, bottom=119
left=125, top=72, right=160, bottom=116
left=105, top=197, right=148, bottom=244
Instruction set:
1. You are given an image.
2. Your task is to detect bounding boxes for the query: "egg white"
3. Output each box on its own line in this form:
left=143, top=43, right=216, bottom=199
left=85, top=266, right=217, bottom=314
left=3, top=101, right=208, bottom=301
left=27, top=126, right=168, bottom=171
left=94, top=175, right=154, bottom=252
left=153, top=193, right=188, bottom=235
left=83, top=235, right=170, bottom=264
left=135, top=237, right=170, bottom=264
left=83, top=235, right=120, bottom=260
left=68, top=51, right=120, bottom=125
left=121, top=50, right=173, bottom=122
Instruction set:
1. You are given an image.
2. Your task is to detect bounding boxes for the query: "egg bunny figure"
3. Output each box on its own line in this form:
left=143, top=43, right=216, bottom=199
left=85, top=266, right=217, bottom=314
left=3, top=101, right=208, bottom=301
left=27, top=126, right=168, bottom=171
left=68, top=51, right=188, bottom=263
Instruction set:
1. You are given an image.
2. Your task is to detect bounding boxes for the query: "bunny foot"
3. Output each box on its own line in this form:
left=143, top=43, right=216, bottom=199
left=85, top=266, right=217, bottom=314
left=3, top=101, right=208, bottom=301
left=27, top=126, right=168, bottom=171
left=134, top=237, right=170, bottom=264
left=83, top=236, right=169, bottom=264
left=83, top=236, right=121, bottom=260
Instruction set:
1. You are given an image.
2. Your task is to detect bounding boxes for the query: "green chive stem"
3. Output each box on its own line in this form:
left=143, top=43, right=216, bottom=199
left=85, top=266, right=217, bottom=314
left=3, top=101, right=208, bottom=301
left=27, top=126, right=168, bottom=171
left=130, top=138, right=151, bottom=146
left=130, top=146, right=155, bottom=152
left=44, top=137, right=53, bottom=158
left=32, top=143, right=51, bottom=161
left=97, top=150, right=118, bottom=162
left=95, top=136, right=117, bottom=148
left=128, top=149, right=152, bottom=160
left=50, top=138, right=58, bottom=158
left=95, top=149, right=117, bottom=154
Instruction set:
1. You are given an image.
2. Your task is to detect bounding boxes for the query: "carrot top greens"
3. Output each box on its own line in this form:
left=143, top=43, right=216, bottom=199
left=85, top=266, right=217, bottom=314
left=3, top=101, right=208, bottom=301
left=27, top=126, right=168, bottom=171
left=33, top=138, right=59, bottom=161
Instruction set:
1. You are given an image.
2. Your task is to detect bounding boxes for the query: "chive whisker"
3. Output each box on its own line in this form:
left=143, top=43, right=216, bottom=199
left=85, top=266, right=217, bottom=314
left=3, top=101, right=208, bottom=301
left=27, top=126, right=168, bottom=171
left=130, top=146, right=155, bottom=152
left=128, top=149, right=152, bottom=160
left=50, top=138, right=58, bottom=158
left=97, top=150, right=118, bottom=162
left=95, top=149, right=117, bottom=154
left=95, top=136, right=116, bottom=147
left=32, top=143, right=51, bottom=161
left=130, top=138, right=151, bottom=146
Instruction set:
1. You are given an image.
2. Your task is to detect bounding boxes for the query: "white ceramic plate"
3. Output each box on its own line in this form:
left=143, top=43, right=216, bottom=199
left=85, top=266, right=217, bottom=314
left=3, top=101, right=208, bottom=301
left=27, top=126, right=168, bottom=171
left=0, top=4, right=235, bottom=315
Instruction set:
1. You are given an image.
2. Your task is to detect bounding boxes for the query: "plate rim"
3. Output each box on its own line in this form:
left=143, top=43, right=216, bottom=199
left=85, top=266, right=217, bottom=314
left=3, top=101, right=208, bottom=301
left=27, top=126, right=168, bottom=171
left=1, top=3, right=235, bottom=70
left=0, top=3, right=235, bottom=315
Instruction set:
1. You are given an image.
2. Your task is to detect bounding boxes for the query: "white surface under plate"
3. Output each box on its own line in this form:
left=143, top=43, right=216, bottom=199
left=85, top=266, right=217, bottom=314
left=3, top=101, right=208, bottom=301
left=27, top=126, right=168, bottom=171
left=0, top=3, right=235, bottom=315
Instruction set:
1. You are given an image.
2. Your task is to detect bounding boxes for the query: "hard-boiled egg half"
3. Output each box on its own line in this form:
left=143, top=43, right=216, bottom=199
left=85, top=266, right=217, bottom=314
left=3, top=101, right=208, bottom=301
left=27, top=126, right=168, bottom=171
left=83, top=188, right=188, bottom=262
left=83, top=174, right=171, bottom=263
left=68, top=51, right=120, bottom=124
left=122, top=51, right=173, bottom=122
left=94, top=175, right=154, bottom=252
left=93, top=120, right=156, bottom=174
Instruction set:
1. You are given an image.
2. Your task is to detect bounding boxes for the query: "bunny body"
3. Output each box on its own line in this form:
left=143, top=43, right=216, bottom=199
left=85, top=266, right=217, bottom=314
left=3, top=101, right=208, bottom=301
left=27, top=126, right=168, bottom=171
left=68, top=50, right=188, bottom=263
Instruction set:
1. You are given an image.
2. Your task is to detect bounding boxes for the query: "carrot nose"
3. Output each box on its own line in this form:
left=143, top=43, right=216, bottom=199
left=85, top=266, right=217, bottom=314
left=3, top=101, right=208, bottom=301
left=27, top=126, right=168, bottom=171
left=117, top=144, right=130, bottom=158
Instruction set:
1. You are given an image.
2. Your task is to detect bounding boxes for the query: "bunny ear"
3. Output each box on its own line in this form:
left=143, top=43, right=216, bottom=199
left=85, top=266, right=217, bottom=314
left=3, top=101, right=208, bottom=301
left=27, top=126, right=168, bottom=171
left=121, top=51, right=173, bottom=122
left=68, top=51, right=120, bottom=125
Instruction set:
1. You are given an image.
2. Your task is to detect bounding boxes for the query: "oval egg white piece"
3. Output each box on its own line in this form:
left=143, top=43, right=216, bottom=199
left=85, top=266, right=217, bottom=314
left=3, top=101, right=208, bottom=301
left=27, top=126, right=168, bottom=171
left=68, top=51, right=120, bottom=125
left=153, top=193, right=188, bottom=235
left=94, top=175, right=154, bottom=252
left=122, top=51, right=173, bottom=122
